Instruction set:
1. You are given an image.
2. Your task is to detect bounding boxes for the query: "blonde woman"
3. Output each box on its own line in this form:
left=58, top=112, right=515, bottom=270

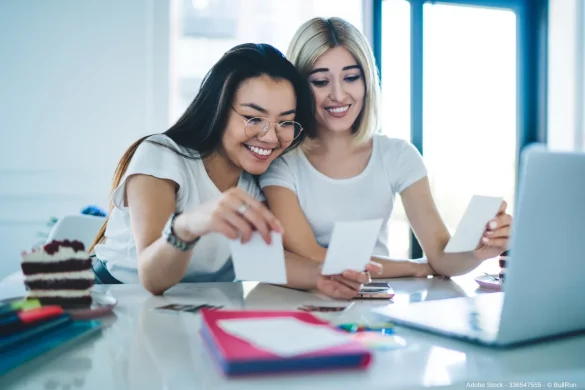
left=260, top=18, right=512, bottom=278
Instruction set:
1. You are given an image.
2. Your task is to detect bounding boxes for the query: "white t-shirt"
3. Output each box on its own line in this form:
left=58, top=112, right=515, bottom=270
left=259, top=134, right=427, bottom=257
left=94, top=134, right=264, bottom=283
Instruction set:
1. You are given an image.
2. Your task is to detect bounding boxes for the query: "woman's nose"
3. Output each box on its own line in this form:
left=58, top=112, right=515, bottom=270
left=329, top=80, right=347, bottom=102
left=256, top=122, right=279, bottom=144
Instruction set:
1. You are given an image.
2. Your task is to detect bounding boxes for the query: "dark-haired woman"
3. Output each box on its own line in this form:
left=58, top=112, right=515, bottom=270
left=90, top=43, right=379, bottom=297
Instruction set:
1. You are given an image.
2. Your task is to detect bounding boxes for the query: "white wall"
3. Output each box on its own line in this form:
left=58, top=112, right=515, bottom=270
left=547, top=0, right=585, bottom=151
left=0, top=0, right=170, bottom=278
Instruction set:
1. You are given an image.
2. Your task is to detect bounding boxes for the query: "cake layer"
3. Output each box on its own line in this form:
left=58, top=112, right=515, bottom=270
left=24, top=270, right=95, bottom=281
left=25, top=279, right=94, bottom=290
left=21, top=259, right=92, bottom=275
left=28, top=289, right=92, bottom=308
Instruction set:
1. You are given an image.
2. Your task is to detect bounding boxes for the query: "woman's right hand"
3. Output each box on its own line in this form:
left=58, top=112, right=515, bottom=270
left=174, top=188, right=284, bottom=244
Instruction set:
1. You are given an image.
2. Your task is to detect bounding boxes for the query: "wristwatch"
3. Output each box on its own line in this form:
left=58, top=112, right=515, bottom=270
left=162, top=212, right=199, bottom=251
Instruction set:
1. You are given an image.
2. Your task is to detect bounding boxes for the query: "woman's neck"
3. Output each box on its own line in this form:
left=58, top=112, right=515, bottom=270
left=312, top=127, right=357, bottom=156
left=306, top=126, right=373, bottom=180
left=203, top=152, right=242, bottom=193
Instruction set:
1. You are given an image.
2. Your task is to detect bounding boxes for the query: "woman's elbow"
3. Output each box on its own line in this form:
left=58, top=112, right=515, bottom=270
left=426, top=255, right=452, bottom=277
left=143, top=282, right=167, bottom=296
left=138, top=265, right=168, bottom=295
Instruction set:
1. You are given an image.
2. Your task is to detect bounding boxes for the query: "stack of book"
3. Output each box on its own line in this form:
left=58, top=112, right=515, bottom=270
left=0, top=299, right=101, bottom=376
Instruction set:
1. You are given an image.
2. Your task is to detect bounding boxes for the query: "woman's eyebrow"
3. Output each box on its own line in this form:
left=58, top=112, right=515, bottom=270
left=308, top=64, right=360, bottom=75
left=239, top=103, right=295, bottom=116
left=309, top=67, right=329, bottom=75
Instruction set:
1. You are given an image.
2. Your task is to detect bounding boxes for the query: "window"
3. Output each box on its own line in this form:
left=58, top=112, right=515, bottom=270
left=382, top=1, right=519, bottom=275
left=170, top=0, right=365, bottom=123
left=381, top=0, right=412, bottom=259
left=423, top=3, right=517, bottom=275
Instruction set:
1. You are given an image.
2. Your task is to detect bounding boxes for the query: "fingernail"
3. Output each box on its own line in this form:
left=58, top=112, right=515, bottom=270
left=486, top=231, right=493, bottom=236
left=368, top=261, right=382, bottom=269
left=482, top=237, right=489, bottom=243
left=489, top=221, right=498, bottom=229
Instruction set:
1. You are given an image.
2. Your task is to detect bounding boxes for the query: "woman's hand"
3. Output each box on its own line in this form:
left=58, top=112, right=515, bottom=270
left=315, top=261, right=383, bottom=300
left=473, top=200, right=512, bottom=261
left=175, top=188, right=284, bottom=244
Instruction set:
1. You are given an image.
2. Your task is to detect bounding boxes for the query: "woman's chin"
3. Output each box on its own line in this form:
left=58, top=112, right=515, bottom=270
left=240, top=156, right=274, bottom=175
left=244, top=165, right=270, bottom=176
left=319, top=119, right=356, bottom=134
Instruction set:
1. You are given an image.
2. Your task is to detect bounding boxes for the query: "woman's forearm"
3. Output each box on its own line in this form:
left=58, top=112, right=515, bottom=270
left=372, top=256, right=434, bottom=278
left=429, top=251, right=483, bottom=277
left=287, top=247, right=435, bottom=279
left=137, top=214, right=199, bottom=294
left=288, top=245, right=327, bottom=264
left=137, top=237, right=193, bottom=295
left=281, top=250, right=321, bottom=290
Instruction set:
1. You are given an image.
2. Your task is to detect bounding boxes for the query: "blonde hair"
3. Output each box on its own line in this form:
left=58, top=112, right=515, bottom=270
left=287, top=17, right=381, bottom=145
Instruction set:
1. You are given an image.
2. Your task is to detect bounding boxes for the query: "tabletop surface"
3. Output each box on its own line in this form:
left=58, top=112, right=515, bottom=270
left=0, top=276, right=584, bottom=390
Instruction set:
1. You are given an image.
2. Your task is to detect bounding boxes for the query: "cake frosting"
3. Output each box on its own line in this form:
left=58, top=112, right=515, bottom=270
left=22, top=246, right=91, bottom=262
left=21, top=240, right=94, bottom=307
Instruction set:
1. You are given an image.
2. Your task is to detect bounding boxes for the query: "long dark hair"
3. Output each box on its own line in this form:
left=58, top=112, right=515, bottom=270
left=89, top=43, right=315, bottom=252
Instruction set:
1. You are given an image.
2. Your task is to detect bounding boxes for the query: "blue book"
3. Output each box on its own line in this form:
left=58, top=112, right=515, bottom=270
left=0, top=320, right=102, bottom=376
left=0, top=313, right=72, bottom=352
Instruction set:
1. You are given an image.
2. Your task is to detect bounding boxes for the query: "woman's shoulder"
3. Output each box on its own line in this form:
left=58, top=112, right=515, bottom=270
left=279, top=146, right=305, bottom=163
left=143, top=134, right=198, bottom=157
left=264, top=147, right=305, bottom=172
left=373, top=133, right=412, bottom=150
left=374, top=133, right=421, bottom=160
left=124, top=133, right=203, bottom=184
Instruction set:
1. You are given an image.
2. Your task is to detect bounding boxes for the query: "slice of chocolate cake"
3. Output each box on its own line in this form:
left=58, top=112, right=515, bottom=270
left=21, top=240, right=94, bottom=307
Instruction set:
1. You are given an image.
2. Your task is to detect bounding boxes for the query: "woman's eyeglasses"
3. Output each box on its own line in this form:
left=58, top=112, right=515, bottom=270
left=232, top=107, right=303, bottom=142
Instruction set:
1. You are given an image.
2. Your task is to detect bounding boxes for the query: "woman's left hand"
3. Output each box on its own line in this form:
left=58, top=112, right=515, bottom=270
left=473, top=200, right=512, bottom=261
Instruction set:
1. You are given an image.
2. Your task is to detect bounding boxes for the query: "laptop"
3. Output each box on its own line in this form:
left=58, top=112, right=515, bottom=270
left=374, top=145, right=585, bottom=347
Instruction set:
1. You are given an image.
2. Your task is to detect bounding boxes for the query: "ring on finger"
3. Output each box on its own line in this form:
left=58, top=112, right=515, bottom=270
left=236, top=203, right=249, bottom=215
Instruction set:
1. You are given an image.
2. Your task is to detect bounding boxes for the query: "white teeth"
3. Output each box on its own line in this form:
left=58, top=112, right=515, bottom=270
left=247, top=145, right=273, bottom=156
left=326, top=105, right=349, bottom=113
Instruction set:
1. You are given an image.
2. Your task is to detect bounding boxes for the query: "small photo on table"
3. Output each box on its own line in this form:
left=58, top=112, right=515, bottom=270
left=154, top=303, right=222, bottom=314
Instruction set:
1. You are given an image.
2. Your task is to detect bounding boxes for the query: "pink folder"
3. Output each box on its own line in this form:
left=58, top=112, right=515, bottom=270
left=200, top=309, right=372, bottom=376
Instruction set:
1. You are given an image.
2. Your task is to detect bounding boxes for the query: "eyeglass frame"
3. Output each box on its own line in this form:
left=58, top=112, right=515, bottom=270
left=231, top=106, right=303, bottom=142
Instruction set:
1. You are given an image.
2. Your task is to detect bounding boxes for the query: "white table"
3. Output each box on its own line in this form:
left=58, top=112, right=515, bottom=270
left=1, top=277, right=584, bottom=390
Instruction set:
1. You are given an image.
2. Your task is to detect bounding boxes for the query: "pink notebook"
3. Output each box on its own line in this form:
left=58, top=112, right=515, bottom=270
left=200, top=309, right=372, bottom=376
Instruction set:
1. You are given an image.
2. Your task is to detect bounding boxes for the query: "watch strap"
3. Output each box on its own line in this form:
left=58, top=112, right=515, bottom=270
left=162, top=212, right=199, bottom=251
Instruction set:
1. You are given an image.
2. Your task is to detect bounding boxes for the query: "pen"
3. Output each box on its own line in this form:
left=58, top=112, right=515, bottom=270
left=0, top=299, right=41, bottom=317
left=0, top=306, right=64, bottom=335
left=337, top=322, right=394, bottom=334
